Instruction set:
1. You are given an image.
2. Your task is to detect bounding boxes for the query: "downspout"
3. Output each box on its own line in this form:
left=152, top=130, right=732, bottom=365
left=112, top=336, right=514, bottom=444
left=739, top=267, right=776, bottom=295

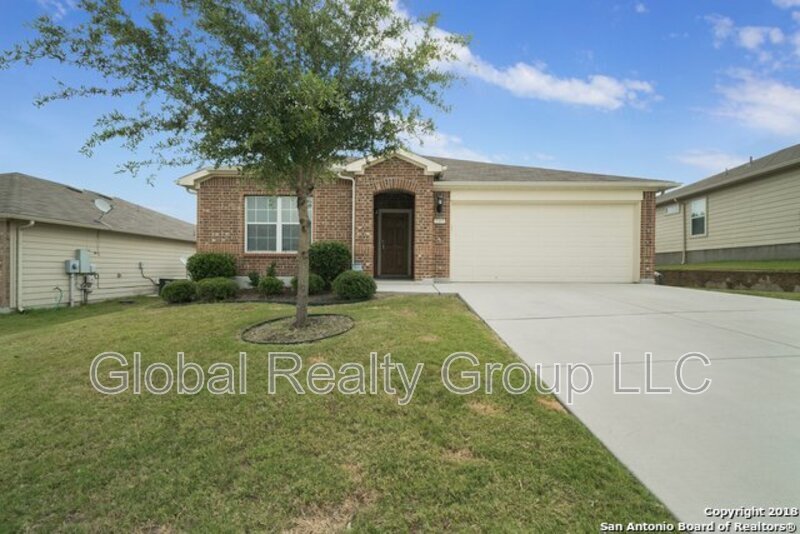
left=338, top=174, right=356, bottom=267
left=16, top=220, right=35, bottom=312
left=679, top=199, right=687, bottom=265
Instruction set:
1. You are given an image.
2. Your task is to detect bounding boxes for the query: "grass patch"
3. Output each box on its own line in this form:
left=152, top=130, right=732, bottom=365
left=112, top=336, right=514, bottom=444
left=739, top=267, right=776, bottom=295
left=701, top=288, right=800, bottom=301
left=0, top=296, right=673, bottom=531
left=657, top=259, right=800, bottom=272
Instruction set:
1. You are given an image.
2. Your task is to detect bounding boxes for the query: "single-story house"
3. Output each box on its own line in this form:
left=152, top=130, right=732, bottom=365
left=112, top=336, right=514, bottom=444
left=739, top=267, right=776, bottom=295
left=177, top=150, right=676, bottom=284
left=0, top=172, right=196, bottom=312
left=656, top=143, right=800, bottom=265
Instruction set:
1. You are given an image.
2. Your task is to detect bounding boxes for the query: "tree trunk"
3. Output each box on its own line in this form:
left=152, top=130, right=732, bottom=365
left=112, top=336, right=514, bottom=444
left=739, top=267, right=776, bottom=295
left=294, top=185, right=311, bottom=328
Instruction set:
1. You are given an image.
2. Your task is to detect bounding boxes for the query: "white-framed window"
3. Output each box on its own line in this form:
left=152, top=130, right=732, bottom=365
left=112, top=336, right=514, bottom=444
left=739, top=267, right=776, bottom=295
left=245, top=196, right=313, bottom=252
left=664, top=204, right=680, bottom=216
left=690, top=197, right=706, bottom=237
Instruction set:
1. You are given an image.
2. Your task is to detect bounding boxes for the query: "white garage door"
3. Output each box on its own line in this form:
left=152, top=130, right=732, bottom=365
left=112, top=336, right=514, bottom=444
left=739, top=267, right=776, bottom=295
left=450, top=202, right=639, bottom=282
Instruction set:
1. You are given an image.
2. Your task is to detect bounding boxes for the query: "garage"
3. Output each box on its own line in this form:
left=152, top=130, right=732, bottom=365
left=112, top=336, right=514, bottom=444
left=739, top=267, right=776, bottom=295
left=448, top=188, right=642, bottom=282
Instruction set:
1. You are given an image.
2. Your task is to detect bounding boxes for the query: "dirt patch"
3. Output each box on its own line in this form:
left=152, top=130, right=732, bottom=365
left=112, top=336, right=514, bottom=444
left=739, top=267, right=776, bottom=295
left=467, top=400, right=503, bottom=416
left=442, top=448, right=477, bottom=463
left=537, top=396, right=567, bottom=414
left=285, top=464, right=375, bottom=533
left=418, top=334, right=440, bottom=343
left=241, top=315, right=354, bottom=344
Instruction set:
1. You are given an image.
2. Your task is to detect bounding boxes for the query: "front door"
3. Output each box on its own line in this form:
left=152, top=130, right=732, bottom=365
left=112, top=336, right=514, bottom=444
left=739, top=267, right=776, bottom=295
left=379, top=211, right=411, bottom=277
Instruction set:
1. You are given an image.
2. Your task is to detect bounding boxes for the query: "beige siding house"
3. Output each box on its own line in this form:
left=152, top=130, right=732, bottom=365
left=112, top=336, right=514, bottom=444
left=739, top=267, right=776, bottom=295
left=656, top=144, right=800, bottom=264
left=0, top=173, right=195, bottom=312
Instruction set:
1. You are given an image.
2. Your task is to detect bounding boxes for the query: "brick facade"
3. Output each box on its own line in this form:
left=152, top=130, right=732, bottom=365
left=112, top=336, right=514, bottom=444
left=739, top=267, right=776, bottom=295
left=196, top=177, right=352, bottom=277
left=0, top=219, right=10, bottom=309
left=640, top=191, right=656, bottom=280
left=195, top=157, right=444, bottom=280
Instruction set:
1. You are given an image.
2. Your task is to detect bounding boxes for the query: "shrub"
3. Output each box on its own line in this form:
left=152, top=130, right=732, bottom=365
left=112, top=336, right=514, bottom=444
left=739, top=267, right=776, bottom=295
left=186, top=252, right=237, bottom=281
left=332, top=270, right=376, bottom=300
left=258, top=276, right=285, bottom=296
left=291, top=273, right=326, bottom=295
left=196, top=277, right=239, bottom=302
left=248, top=271, right=261, bottom=288
left=161, top=279, right=197, bottom=304
left=266, top=261, right=278, bottom=278
left=310, top=241, right=351, bottom=287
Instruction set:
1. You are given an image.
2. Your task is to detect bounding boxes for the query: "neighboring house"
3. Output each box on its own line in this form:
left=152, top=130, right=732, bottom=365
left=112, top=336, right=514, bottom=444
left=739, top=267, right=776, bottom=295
left=656, top=143, right=800, bottom=265
left=179, top=150, right=675, bottom=284
left=0, top=173, right=196, bottom=312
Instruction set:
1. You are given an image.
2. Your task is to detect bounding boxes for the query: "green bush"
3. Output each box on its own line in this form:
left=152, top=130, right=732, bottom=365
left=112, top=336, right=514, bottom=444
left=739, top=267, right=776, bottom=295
left=266, top=261, right=278, bottom=278
left=186, top=252, right=237, bottom=281
left=247, top=271, right=261, bottom=288
left=258, top=276, right=285, bottom=296
left=196, top=277, right=239, bottom=302
left=291, top=273, right=326, bottom=295
left=332, top=270, right=376, bottom=300
left=310, top=241, right=351, bottom=287
left=160, top=280, right=197, bottom=304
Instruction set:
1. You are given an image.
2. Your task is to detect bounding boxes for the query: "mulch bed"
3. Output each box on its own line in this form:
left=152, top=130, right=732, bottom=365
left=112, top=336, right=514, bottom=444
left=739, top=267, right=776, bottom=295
left=241, top=314, right=355, bottom=344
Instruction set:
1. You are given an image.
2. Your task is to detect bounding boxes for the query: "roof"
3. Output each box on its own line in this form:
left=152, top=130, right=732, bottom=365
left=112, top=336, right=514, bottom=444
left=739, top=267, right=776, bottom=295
left=177, top=151, right=678, bottom=192
left=0, top=172, right=196, bottom=242
left=657, top=143, right=800, bottom=205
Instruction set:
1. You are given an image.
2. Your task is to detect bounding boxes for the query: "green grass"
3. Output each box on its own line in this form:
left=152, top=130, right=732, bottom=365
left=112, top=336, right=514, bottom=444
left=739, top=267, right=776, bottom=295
left=702, top=288, right=800, bottom=301
left=657, top=259, right=800, bottom=272
left=0, top=296, right=673, bottom=531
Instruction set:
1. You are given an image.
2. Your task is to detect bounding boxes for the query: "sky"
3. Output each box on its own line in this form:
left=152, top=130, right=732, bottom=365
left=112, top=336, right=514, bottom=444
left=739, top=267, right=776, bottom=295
left=2, top=1, right=800, bottom=224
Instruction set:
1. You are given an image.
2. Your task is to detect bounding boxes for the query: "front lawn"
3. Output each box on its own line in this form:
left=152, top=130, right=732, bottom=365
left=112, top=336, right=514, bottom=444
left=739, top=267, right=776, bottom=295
left=0, top=296, right=673, bottom=531
left=657, top=259, right=800, bottom=272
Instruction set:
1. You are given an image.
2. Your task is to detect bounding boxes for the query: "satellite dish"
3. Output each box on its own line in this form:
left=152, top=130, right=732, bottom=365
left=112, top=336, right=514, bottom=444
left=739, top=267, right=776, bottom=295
left=94, top=198, right=113, bottom=214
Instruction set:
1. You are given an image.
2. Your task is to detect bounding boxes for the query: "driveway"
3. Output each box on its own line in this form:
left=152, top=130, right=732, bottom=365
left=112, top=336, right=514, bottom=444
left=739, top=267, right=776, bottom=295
left=444, top=283, right=800, bottom=525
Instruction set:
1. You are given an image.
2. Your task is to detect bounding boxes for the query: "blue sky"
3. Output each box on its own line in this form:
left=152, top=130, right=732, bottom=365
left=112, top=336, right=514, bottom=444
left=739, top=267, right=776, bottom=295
left=2, top=1, right=800, bottom=224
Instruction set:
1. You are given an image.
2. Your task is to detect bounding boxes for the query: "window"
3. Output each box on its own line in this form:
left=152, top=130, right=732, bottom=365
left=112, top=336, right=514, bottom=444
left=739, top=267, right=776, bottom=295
left=664, top=204, right=680, bottom=216
left=690, top=198, right=706, bottom=236
left=245, top=196, right=313, bottom=252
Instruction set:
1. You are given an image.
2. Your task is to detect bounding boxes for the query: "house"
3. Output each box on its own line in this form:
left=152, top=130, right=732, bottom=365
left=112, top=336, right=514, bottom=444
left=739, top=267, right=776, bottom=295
left=656, top=144, right=800, bottom=265
left=177, top=150, right=676, bottom=284
left=0, top=173, right=196, bottom=312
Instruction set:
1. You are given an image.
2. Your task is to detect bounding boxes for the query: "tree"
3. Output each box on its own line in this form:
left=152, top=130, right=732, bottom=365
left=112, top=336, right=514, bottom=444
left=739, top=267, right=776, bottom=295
left=2, top=0, right=464, bottom=327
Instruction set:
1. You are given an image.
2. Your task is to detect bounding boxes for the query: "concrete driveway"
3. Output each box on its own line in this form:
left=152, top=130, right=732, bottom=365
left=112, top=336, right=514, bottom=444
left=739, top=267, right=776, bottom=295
left=444, top=283, right=800, bottom=525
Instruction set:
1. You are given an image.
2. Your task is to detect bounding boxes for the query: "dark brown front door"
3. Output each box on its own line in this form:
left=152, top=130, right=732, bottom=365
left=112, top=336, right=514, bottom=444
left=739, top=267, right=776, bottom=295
left=379, top=211, right=411, bottom=277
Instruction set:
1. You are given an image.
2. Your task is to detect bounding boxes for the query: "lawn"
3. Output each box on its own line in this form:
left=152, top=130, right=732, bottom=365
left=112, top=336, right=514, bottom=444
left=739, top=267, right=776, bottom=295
left=657, top=259, right=800, bottom=272
left=0, top=296, right=673, bottom=531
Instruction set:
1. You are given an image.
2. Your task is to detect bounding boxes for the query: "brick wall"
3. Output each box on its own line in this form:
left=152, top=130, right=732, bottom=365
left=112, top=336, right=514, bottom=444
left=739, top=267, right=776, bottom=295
left=196, top=177, right=351, bottom=277
left=0, top=219, right=10, bottom=309
left=433, top=191, right=450, bottom=279
left=640, top=191, right=656, bottom=279
left=195, top=157, right=449, bottom=280
left=353, top=158, right=438, bottom=280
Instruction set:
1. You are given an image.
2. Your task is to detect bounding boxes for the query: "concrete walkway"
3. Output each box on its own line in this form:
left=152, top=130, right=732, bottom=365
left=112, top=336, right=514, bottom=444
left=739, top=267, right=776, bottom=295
left=433, top=283, right=800, bottom=525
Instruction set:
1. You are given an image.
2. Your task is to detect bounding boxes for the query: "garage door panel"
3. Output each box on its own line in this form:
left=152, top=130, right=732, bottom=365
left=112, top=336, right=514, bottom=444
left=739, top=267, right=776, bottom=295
left=450, top=203, right=637, bottom=282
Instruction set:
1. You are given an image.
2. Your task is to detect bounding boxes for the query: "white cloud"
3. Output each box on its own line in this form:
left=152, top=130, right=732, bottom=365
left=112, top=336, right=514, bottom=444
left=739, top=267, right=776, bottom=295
left=737, top=26, right=785, bottom=49
left=774, top=0, right=800, bottom=8
left=706, top=14, right=735, bottom=48
left=393, top=2, right=656, bottom=110
left=675, top=149, right=746, bottom=173
left=715, top=71, right=800, bottom=135
left=706, top=15, right=784, bottom=52
left=635, top=3, right=648, bottom=14
left=35, top=0, right=74, bottom=20
left=406, top=132, right=492, bottom=162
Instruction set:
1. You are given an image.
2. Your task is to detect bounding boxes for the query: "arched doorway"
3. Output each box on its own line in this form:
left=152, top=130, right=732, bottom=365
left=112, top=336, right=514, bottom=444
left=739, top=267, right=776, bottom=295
left=374, top=191, right=414, bottom=278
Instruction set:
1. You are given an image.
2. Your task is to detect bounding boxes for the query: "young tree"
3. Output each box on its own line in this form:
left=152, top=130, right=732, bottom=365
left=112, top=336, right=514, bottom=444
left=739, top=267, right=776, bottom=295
left=2, top=0, right=463, bottom=327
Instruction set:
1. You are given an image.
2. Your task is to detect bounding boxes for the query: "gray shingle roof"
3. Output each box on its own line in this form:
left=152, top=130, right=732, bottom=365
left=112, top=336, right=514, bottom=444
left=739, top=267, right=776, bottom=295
left=0, top=172, right=195, bottom=242
left=424, top=155, right=666, bottom=184
left=657, top=143, right=800, bottom=205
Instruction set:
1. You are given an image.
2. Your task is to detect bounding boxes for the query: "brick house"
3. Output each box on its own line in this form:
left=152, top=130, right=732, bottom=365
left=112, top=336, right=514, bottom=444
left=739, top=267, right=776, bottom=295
left=178, top=150, right=676, bottom=283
